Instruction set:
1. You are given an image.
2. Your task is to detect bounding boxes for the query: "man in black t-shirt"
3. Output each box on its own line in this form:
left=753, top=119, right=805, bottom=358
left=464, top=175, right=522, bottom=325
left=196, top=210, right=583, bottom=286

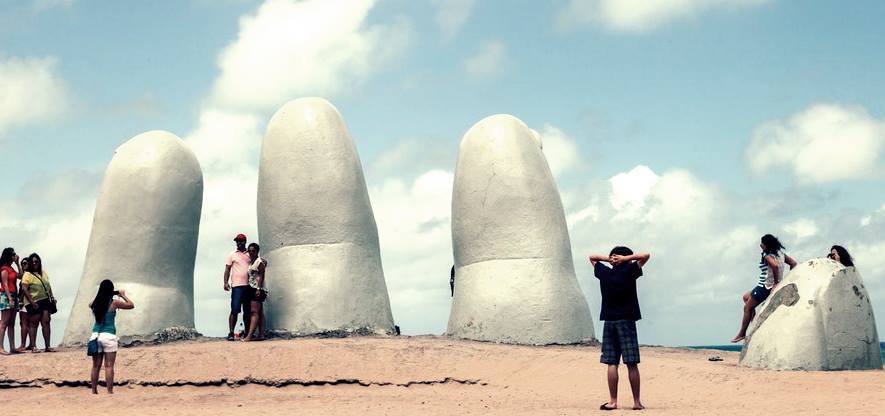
left=589, top=246, right=650, bottom=411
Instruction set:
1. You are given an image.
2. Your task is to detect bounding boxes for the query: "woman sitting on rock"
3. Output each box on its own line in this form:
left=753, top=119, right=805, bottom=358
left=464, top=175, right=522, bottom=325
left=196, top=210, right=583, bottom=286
left=827, top=245, right=854, bottom=267
left=731, top=234, right=797, bottom=343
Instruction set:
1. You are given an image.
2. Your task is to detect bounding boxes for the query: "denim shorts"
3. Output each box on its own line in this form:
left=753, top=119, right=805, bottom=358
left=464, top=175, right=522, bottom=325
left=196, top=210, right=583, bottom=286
left=750, top=285, right=771, bottom=303
left=230, top=286, right=252, bottom=314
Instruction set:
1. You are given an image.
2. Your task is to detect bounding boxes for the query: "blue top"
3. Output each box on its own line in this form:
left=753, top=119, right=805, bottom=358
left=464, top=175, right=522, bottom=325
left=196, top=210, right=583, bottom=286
left=92, top=299, right=116, bottom=335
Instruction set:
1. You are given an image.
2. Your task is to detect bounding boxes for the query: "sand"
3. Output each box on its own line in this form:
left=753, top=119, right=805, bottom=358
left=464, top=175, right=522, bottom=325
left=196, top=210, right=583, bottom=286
left=0, top=336, right=882, bottom=415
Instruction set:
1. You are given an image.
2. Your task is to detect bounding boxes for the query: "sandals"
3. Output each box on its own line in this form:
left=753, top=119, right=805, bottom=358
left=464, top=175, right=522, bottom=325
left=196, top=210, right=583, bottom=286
left=600, top=403, right=617, bottom=411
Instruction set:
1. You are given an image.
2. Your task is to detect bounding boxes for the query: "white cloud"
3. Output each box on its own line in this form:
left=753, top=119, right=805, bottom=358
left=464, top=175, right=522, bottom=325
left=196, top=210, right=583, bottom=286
left=0, top=56, right=68, bottom=136
left=746, top=103, right=885, bottom=184
left=556, top=0, right=771, bottom=33
left=538, top=123, right=582, bottom=177
left=608, top=165, right=660, bottom=220
left=783, top=218, right=819, bottom=241
left=431, top=0, right=475, bottom=41
left=208, top=0, right=412, bottom=112
left=463, top=40, right=508, bottom=79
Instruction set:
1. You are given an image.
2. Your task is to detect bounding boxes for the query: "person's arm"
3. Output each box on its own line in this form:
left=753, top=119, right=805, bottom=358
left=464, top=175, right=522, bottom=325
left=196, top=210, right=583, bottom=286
left=113, top=289, right=135, bottom=310
left=588, top=254, right=608, bottom=266
left=255, top=261, right=266, bottom=289
left=785, top=254, right=797, bottom=270
left=223, top=265, right=232, bottom=291
left=0, top=270, right=11, bottom=300
left=21, top=282, right=36, bottom=307
left=611, top=252, right=651, bottom=268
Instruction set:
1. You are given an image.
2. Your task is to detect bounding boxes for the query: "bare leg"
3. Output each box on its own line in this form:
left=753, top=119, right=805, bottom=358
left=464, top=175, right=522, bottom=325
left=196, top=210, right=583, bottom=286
left=626, top=363, right=643, bottom=410
left=104, top=352, right=116, bottom=394
left=17, top=312, right=29, bottom=351
left=732, top=294, right=759, bottom=342
left=0, top=310, right=13, bottom=354
left=91, top=353, right=104, bottom=394
left=258, top=303, right=266, bottom=339
left=243, top=302, right=260, bottom=341
left=28, top=314, right=40, bottom=351
left=604, top=364, right=619, bottom=409
left=41, top=311, right=52, bottom=351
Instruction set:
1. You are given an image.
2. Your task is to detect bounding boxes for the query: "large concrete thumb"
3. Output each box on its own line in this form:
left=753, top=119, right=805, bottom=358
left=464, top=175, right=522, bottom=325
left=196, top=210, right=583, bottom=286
left=447, top=114, right=596, bottom=345
left=740, top=258, right=881, bottom=370
left=258, top=97, right=395, bottom=336
left=62, top=131, right=203, bottom=345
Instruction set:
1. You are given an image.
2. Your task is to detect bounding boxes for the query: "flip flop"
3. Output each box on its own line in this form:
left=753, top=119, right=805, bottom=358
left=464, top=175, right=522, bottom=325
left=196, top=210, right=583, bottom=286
left=708, top=355, right=723, bottom=362
left=600, top=403, right=617, bottom=411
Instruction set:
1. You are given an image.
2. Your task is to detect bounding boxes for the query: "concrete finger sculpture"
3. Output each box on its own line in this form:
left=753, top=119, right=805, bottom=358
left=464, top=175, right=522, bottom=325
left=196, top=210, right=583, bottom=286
left=448, top=114, right=596, bottom=345
left=63, top=131, right=203, bottom=345
left=258, top=97, right=395, bottom=336
left=740, top=258, right=882, bottom=370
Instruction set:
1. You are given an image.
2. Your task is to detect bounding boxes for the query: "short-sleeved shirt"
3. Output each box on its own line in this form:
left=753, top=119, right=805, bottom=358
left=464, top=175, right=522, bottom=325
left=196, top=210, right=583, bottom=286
left=226, top=251, right=251, bottom=287
left=22, top=271, right=51, bottom=302
left=248, top=256, right=267, bottom=290
left=594, top=261, right=643, bottom=322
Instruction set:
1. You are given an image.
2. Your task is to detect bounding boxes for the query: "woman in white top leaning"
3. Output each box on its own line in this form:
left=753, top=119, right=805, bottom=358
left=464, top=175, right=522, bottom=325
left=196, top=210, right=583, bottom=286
left=243, top=243, right=267, bottom=341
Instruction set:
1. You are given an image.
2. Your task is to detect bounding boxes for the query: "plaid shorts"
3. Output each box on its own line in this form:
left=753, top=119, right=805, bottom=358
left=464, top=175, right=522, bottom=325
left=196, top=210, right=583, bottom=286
left=601, top=320, right=640, bottom=365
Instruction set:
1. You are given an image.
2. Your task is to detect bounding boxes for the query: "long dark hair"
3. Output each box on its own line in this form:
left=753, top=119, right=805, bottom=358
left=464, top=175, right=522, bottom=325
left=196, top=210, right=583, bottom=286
left=0, top=248, right=14, bottom=266
left=830, top=245, right=854, bottom=267
left=760, top=234, right=784, bottom=254
left=27, top=253, right=43, bottom=275
left=91, top=279, right=115, bottom=325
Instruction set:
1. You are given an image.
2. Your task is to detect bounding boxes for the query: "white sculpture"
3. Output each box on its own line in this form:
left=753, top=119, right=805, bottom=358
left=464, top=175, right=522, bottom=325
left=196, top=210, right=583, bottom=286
left=740, top=258, right=882, bottom=370
left=63, top=131, right=203, bottom=345
left=258, top=97, right=395, bottom=336
left=447, top=114, right=596, bottom=345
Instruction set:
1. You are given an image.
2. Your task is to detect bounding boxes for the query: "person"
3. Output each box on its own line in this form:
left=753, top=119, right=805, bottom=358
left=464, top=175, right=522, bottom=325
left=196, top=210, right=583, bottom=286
left=589, top=246, right=651, bottom=411
left=88, top=279, right=134, bottom=394
left=224, top=233, right=252, bottom=341
left=0, top=248, right=20, bottom=355
left=21, top=253, right=55, bottom=352
left=243, top=242, right=267, bottom=342
left=731, top=234, right=797, bottom=343
left=827, top=245, right=854, bottom=267
left=16, top=258, right=31, bottom=352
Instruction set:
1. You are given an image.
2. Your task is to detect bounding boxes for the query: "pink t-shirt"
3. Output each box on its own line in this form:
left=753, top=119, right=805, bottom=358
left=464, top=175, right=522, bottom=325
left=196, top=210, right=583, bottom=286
left=226, top=250, right=251, bottom=287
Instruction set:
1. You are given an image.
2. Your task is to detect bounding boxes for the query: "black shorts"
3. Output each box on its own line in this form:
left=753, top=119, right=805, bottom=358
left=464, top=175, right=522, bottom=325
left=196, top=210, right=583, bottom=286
left=601, top=320, right=640, bottom=365
left=750, top=286, right=771, bottom=303
left=26, top=298, right=53, bottom=316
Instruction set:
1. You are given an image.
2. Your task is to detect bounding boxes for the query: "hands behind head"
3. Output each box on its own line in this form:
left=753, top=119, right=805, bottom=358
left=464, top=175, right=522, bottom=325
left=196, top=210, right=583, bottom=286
left=610, top=254, right=626, bottom=265
left=117, top=289, right=126, bottom=297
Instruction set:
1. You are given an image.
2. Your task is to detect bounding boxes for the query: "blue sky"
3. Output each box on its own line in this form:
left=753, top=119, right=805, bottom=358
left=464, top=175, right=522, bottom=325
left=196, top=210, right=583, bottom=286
left=1, top=0, right=884, bottom=346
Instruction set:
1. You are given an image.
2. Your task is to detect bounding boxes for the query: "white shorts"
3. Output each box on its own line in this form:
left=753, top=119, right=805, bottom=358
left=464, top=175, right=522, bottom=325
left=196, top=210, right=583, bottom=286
left=90, top=332, right=119, bottom=353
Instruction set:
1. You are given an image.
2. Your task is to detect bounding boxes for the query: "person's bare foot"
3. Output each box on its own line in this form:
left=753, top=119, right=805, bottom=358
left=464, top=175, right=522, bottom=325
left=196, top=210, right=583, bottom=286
left=0, top=349, right=9, bottom=355
left=633, top=402, right=645, bottom=410
left=14, top=346, right=27, bottom=353
left=730, top=335, right=745, bottom=343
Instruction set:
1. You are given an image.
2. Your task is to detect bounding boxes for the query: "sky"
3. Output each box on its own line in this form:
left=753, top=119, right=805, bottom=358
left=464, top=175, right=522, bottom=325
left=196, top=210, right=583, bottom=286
left=1, top=0, right=884, bottom=347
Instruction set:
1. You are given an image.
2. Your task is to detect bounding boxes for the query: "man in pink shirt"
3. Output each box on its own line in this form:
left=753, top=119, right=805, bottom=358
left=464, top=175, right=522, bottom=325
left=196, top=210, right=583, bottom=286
left=224, top=233, right=252, bottom=341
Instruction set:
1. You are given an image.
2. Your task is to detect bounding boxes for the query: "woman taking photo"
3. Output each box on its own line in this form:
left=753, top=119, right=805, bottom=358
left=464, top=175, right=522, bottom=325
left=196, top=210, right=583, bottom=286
left=731, top=234, right=797, bottom=343
left=0, top=248, right=21, bottom=355
left=89, top=279, right=134, bottom=394
left=21, top=253, right=55, bottom=352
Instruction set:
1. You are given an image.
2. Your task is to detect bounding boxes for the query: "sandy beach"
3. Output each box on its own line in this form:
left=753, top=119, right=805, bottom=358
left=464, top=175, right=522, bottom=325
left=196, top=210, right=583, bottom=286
left=0, top=336, right=882, bottom=415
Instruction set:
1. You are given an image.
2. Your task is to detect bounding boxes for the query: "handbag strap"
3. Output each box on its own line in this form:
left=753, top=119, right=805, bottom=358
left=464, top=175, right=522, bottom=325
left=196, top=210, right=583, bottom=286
left=32, top=272, right=53, bottom=300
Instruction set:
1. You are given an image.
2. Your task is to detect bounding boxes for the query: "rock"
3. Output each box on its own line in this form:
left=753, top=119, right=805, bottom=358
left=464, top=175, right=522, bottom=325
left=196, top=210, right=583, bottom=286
left=257, top=97, right=395, bottom=336
left=740, top=258, right=882, bottom=370
left=447, top=114, right=596, bottom=345
left=62, top=131, right=203, bottom=345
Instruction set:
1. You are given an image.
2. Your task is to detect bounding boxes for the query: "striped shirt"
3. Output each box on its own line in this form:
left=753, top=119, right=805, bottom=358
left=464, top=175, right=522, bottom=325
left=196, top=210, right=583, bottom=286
left=757, top=251, right=785, bottom=289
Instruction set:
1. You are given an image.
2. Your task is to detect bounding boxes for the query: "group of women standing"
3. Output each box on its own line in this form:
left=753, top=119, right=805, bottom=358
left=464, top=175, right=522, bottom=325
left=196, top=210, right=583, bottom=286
left=0, top=248, right=55, bottom=354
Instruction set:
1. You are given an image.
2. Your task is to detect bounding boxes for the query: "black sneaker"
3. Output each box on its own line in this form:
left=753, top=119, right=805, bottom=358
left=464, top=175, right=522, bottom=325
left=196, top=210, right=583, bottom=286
left=226, top=333, right=235, bottom=341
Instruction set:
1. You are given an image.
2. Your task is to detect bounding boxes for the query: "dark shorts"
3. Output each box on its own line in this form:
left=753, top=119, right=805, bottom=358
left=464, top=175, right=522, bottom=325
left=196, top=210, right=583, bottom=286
left=25, top=298, right=53, bottom=316
left=251, top=288, right=267, bottom=303
left=601, top=320, right=640, bottom=365
left=230, top=286, right=252, bottom=314
left=750, top=286, right=771, bottom=303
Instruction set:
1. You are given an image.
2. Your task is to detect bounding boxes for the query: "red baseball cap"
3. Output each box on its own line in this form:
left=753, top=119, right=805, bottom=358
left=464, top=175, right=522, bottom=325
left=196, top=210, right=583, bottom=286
left=233, top=233, right=247, bottom=241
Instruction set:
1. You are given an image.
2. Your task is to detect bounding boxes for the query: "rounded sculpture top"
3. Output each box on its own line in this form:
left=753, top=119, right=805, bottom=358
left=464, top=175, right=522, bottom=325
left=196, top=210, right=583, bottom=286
left=258, top=97, right=377, bottom=250
left=453, top=114, right=570, bottom=267
left=111, top=130, right=202, bottom=180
